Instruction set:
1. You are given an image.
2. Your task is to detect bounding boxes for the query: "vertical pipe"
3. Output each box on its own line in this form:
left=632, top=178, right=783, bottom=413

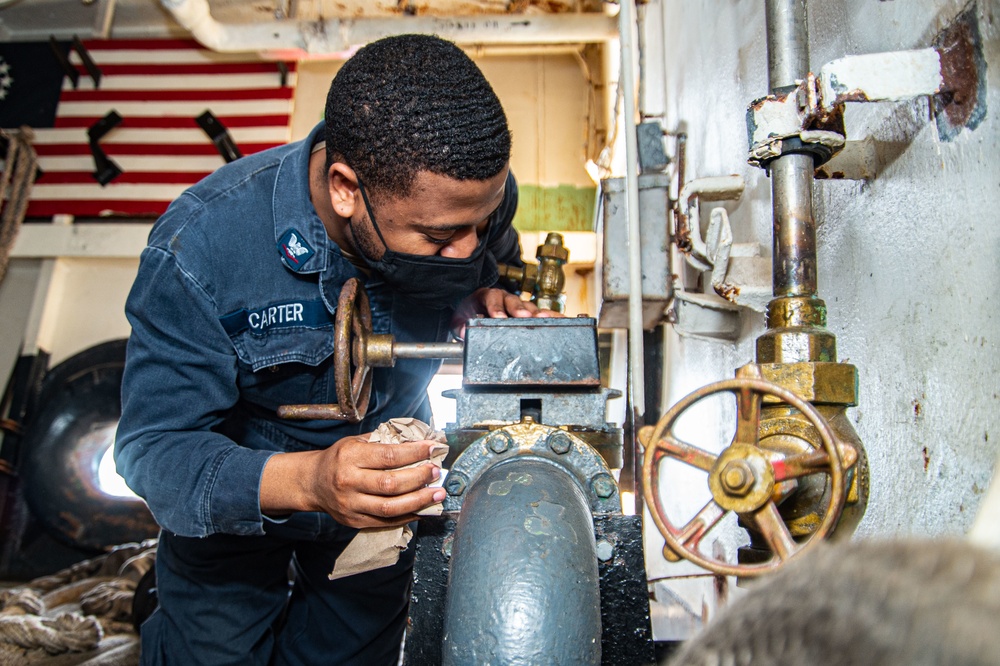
left=619, top=0, right=645, bottom=414
left=770, top=154, right=817, bottom=297
left=765, top=0, right=817, bottom=299
left=765, top=0, right=810, bottom=89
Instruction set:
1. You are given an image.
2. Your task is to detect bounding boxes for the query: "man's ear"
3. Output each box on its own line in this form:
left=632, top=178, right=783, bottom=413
left=328, top=163, right=360, bottom=219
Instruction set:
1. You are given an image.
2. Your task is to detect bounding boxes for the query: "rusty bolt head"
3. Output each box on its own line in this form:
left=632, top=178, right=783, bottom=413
left=592, top=473, right=616, bottom=499
left=720, top=460, right=755, bottom=496
left=548, top=432, right=572, bottom=455
left=488, top=431, right=513, bottom=454
left=445, top=473, right=467, bottom=496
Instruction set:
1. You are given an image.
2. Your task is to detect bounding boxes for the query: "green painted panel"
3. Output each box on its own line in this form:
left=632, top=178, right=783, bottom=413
left=513, top=184, right=597, bottom=232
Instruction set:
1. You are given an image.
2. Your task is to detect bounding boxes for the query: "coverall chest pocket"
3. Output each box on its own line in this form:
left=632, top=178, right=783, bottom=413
left=229, top=327, right=336, bottom=412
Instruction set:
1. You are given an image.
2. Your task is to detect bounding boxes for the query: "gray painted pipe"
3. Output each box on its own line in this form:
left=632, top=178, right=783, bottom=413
left=442, top=457, right=602, bottom=666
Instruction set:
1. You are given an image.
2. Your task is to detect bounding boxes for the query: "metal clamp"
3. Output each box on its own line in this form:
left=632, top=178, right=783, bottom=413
left=747, top=48, right=944, bottom=168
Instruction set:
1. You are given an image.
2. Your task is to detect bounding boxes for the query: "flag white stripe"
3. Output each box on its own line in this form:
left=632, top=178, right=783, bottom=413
left=33, top=127, right=290, bottom=145
left=30, top=41, right=295, bottom=216
left=69, top=49, right=279, bottom=66
left=37, top=155, right=226, bottom=172
left=31, top=183, right=190, bottom=201
left=56, top=99, right=294, bottom=118
left=63, top=72, right=297, bottom=92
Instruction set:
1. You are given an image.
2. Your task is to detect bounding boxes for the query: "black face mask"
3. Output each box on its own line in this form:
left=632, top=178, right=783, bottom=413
left=351, top=178, right=499, bottom=310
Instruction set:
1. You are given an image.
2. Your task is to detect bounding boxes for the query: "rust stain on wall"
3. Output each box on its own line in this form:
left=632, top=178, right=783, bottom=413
left=934, top=4, right=988, bottom=140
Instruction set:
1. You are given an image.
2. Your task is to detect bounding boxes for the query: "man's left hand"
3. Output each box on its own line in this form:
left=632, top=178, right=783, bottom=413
left=451, top=287, right=562, bottom=337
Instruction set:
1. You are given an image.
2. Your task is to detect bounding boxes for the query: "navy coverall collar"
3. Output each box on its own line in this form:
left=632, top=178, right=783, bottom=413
left=273, top=122, right=331, bottom=275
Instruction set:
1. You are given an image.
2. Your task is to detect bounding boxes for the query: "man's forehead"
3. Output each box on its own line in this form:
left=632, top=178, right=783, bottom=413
left=379, top=167, right=508, bottom=229
left=404, top=166, right=509, bottom=200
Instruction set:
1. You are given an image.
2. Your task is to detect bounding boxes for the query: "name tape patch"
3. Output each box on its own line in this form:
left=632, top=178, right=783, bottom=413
left=220, top=299, right=335, bottom=336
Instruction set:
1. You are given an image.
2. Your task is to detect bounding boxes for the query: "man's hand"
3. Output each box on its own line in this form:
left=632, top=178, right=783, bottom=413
left=261, top=436, right=445, bottom=529
left=451, top=287, right=562, bottom=337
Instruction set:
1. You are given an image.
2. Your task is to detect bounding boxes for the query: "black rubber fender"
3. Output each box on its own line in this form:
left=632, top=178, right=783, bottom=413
left=20, top=339, right=159, bottom=552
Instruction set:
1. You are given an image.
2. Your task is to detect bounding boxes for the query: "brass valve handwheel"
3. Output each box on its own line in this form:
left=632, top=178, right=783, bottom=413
left=641, top=371, right=846, bottom=578
left=277, top=277, right=372, bottom=423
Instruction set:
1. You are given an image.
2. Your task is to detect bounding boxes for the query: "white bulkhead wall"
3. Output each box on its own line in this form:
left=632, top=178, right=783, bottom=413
left=641, top=0, right=999, bottom=548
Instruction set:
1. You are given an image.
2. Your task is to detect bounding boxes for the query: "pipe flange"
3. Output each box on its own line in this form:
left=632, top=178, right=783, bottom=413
left=443, top=421, right=621, bottom=514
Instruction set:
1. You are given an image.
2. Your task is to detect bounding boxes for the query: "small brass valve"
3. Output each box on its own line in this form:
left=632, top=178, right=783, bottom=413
left=498, top=232, right=569, bottom=313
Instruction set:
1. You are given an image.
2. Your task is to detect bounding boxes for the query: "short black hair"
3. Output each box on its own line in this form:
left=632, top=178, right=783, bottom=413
left=325, top=34, right=511, bottom=199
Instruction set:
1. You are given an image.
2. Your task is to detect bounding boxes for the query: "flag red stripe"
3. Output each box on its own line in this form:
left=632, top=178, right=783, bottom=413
left=75, top=62, right=293, bottom=76
left=26, top=200, right=170, bottom=218
left=59, top=87, right=296, bottom=102
left=30, top=39, right=294, bottom=219
left=36, top=171, right=213, bottom=185
left=35, top=143, right=282, bottom=157
left=80, top=38, right=205, bottom=50
left=53, top=115, right=290, bottom=129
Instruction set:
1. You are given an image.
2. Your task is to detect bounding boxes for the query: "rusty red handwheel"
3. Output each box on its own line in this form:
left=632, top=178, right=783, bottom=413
left=641, top=371, right=846, bottom=578
left=333, top=277, right=373, bottom=422
left=276, top=278, right=373, bottom=423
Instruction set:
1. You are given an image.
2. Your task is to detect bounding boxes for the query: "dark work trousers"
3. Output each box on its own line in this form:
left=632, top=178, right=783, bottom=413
left=139, top=515, right=415, bottom=666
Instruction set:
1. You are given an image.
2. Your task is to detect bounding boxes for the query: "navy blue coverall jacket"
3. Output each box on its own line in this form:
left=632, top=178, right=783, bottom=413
left=115, top=122, right=521, bottom=665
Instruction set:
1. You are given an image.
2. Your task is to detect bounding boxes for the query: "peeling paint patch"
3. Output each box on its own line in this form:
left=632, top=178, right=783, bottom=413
left=934, top=4, right=988, bottom=141
left=524, top=500, right=576, bottom=544
left=488, top=472, right=533, bottom=496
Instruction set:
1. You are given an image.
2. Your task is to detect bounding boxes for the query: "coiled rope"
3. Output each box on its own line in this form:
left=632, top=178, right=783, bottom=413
left=0, top=126, right=38, bottom=286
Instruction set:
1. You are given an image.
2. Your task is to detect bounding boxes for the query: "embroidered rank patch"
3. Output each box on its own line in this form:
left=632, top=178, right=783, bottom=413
left=277, top=228, right=315, bottom=271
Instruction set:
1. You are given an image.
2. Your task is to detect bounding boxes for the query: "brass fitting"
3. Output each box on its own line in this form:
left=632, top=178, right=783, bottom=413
left=746, top=291, right=868, bottom=544
left=755, top=403, right=869, bottom=538
left=756, top=296, right=837, bottom=363
left=497, top=262, right=539, bottom=296
left=496, top=232, right=569, bottom=313
left=365, top=333, right=395, bottom=368
left=535, top=232, right=568, bottom=313
left=757, top=362, right=858, bottom=406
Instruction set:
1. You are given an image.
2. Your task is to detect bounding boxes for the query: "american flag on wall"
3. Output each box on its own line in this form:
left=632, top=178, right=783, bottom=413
left=21, top=39, right=297, bottom=219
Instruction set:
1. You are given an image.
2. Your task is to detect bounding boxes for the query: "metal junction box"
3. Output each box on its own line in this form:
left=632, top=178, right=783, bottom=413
left=598, top=174, right=672, bottom=330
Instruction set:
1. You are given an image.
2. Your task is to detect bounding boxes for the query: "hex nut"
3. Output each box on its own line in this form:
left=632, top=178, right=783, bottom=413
left=445, top=473, right=467, bottom=496
left=592, top=473, right=616, bottom=499
left=488, top=432, right=512, bottom=454
left=536, top=232, right=569, bottom=262
left=756, top=361, right=858, bottom=406
left=720, top=460, right=754, bottom=496
left=548, top=432, right=572, bottom=455
left=756, top=328, right=837, bottom=364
